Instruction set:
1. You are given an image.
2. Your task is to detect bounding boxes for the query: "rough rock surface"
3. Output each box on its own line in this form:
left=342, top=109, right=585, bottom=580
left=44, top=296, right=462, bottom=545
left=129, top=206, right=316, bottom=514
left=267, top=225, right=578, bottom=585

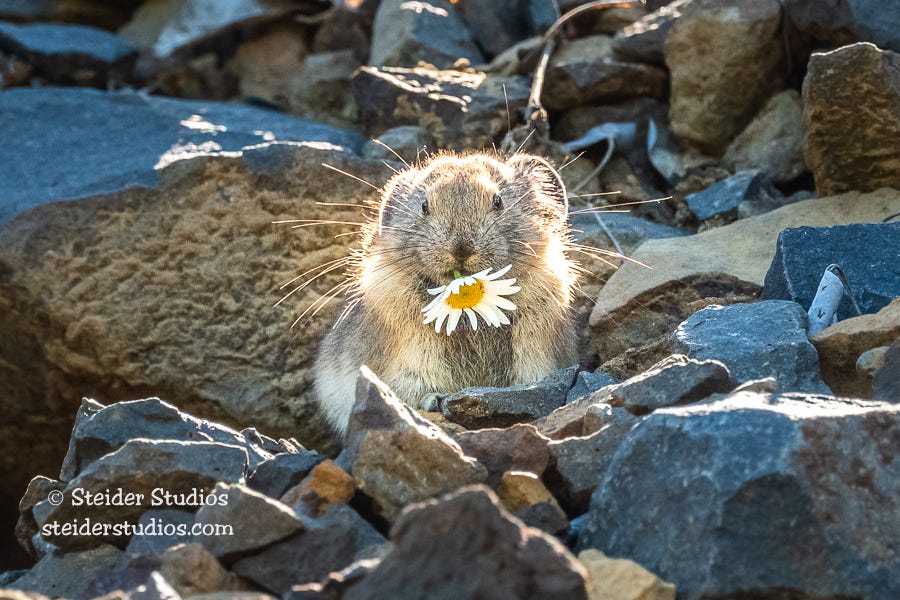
left=783, top=0, right=900, bottom=53
left=496, top=471, right=568, bottom=535
left=578, top=549, right=676, bottom=600
left=8, top=544, right=122, bottom=599
left=873, top=340, right=900, bottom=402
left=803, top=43, right=900, bottom=195
left=578, top=391, right=900, bottom=599
left=454, top=425, right=551, bottom=487
left=247, top=451, right=324, bottom=500
left=674, top=301, right=831, bottom=394
left=665, top=0, right=785, bottom=154
left=608, top=354, right=732, bottom=414
left=612, top=0, right=691, bottom=65
left=684, top=170, right=783, bottom=222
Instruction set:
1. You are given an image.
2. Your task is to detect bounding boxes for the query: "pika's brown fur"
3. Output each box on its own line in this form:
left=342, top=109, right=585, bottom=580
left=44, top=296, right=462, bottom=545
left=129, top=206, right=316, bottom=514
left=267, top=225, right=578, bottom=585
left=314, top=153, right=578, bottom=435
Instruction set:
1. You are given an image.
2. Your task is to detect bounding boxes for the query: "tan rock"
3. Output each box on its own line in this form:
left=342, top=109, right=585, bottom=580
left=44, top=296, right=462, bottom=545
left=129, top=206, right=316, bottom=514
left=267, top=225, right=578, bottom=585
left=811, top=298, right=900, bottom=397
left=803, top=42, right=900, bottom=195
left=578, top=549, right=676, bottom=600
left=724, top=90, right=806, bottom=183
left=589, top=189, right=900, bottom=365
left=280, top=459, right=355, bottom=517
left=229, top=23, right=308, bottom=107
left=159, top=542, right=242, bottom=597
left=665, top=0, right=785, bottom=154
left=496, top=471, right=562, bottom=513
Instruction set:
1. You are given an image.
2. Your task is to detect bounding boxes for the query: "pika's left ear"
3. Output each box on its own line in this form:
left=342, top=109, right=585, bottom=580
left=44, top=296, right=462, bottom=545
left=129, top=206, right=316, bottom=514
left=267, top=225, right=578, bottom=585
left=506, top=154, right=568, bottom=218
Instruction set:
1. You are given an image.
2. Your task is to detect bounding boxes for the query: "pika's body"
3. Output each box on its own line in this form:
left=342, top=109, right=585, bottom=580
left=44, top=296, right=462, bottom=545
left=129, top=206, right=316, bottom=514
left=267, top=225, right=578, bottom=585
left=314, top=153, right=577, bottom=435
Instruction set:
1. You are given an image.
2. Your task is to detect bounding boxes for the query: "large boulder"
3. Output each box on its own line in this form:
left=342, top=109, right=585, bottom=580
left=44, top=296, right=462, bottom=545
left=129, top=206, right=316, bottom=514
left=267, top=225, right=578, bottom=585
left=783, top=0, right=900, bottom=53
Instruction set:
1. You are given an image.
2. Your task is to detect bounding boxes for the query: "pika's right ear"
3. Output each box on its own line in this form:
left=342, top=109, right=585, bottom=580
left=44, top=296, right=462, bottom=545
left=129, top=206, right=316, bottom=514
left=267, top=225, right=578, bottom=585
left=506, top=154, right=568, bottom=218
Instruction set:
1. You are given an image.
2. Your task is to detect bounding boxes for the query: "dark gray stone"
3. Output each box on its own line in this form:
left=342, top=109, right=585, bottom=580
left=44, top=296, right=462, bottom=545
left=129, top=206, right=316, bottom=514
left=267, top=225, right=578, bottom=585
left=0, top=21, right=133, bottom=64
left=784, top=0, right=900, bottom=53
left=569, top=212, right=687, bottom=251
left=247, top=451, right=324, bottom=499
left=763, top=223, right=900, bottom=320
left=0, top=87, right=364, bottom=226
left=566, top=370, right=621, bottom=404
left=578, top=391, right=900, bottom=600
left=685, top=170, right=783, bottom=221
left=608, top=354, right=732, bottom=415
left=873, top=339, right=900, bottom=402
left=455, top=424, right=552, bottom=487
left=456, top=0, right=531, bottom=58
left=442, top=365, right=579, bottom=428
left=123, top=509, right=195, bottom=560
left=674, top=301, right=831, bottom=394
left=9, top=544, right=122, bottom=599
left=369, top=0, right=484, bottom=68
left=300, top=503, right=387, bottom=561
left=612, top=0, right=691, bottom=64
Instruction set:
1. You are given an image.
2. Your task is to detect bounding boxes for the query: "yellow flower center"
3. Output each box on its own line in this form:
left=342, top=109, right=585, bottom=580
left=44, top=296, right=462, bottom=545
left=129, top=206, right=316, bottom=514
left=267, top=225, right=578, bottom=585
left=446, top=280, right=485, bottom=309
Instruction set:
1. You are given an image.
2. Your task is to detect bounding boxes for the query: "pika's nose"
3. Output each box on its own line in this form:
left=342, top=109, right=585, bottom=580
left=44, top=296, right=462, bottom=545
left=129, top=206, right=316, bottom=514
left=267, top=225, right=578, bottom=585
left=451, top=240, right=475, bottom=262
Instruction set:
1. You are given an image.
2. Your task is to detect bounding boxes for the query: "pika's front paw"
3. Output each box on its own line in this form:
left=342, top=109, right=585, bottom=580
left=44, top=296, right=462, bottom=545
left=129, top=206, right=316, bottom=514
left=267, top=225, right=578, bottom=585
left=420, top=392, right=445, bottom=412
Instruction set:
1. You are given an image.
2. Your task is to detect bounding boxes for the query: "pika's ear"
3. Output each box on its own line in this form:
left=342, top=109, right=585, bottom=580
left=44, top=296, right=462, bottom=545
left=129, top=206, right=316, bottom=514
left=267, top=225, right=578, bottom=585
left=506, top=154, right=568, bottom=217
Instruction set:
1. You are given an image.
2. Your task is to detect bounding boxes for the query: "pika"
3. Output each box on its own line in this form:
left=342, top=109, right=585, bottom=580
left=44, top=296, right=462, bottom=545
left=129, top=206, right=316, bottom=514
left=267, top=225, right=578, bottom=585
left=314, top=153, right=578, bottom=436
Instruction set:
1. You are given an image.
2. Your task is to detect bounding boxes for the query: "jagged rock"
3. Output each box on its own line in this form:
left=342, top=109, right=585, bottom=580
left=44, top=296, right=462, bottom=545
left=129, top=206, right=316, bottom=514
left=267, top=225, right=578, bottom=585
left=542, top=35, right=667, bottom=111
left=247, top=451, right=323, bottom=500
left=803, top=43, right=900, bottom=195
left=674, top=301, right=830, bottom=394
left=362, top=126, right=433, bottom=165
left=301, top=503, right=387, bottom=561
left=496, top=471, right=568, bottom=535
left=811, top=298, right=900, bottom=397
left=578, top=549, right=676, bottom=600
left=608, top=354, right=732, bottom=415
left=783, top=0, right=900, bottom=53
left=285, top=559, right=379, bottom=600
left=566, top=371, right=621, bottom=404
left=42, top=440, right=248, bottom=550
left=369, top=0, right=483, bottom=69
left=8, top=545, right=121, bottom=599
left=764, top=223, right=900, bottom=320
left=311, top=8, right=370, bottom=60
left=454, top=425, right=551, bottom=487
left=194, top=483, right=302, bottom=562
left=578, top=391, right=900, bottom=599
left=15, top=476, right=64, bottom=558
left=588, top=190, right=900, bottom=366
left=340, top=486, right=588, bottom=599
left=122, top=510, right=195, bottom=561
left=873, top=339, right=900, bottom=402
left=723, top=90, right=806, bottom=183
left=280, top=460, right=355, bottom=518
left=441, top=366, right=579, bottom=429
left=612, top=0, right=692, bottom=64
left=353, top=65, right=530, bottom=150
left=685, top=170, right=783, bottom=222
left=286, top=50, right=359, bottom=127
left=532, top=385, right=620, bottom=440
left=339, top=367, right=487, bottom=520
left=228, top=22, right=308, bottom=108
left=455, top=0, right=543, bottom=58
left=581, top=404, right=640, bottom=438
left=665, top=0, right=785, bottom=154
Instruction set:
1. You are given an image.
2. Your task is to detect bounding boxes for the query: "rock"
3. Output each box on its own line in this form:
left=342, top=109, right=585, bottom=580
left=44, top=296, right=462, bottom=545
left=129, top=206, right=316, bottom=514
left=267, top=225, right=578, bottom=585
left=353, top=65, right=530, bottom=150
left=122, top=510, right=195, bottom=560
left=685, top=170, right=783, bottom=222
left=873, top=340, right=900, bottom=402
left=339, top=367, right=487, bottom=520
left=154, top=542, right=240, bottom=597
left=783, top=0, right=900, bottom=53
left=569, top=212, right=687, bottom=256
left=532, top=385, right=620, bottom=440
left=665, top=0, right=785, bottom=154
left=542, top=35, right=667, bottom=111
left=286, top=50, right=359, bottom=127
left=42, top=440, right=248, bottom=550
left=362, top=126, right=433, bottom=165
left=857, top=346, right=889, bottom=378
left=608, top=354, right=732, bottom=415
left=454, top=0, right=527, bottom=58
left=723, top=90, right=806, bottom=183
left=454, top=425, right=551, bottom=487
left=301, top=503, right=387, bottom=561
left=194, top=483, right=302, bottom=562
left=15, top=476, right=64, bottom=558
left=9, top=545, right=121, bottom=599
left=581, top=403, right=640, bottom=438
left=229, top=23, right=308, bottom=108
left=588, top=190, right=900, bottom=366
left=764, top=223, right=900, bottom=320
left=369, top=0, right=484, bottom=69
left=311, top=8, right=370, bottom=60
left=674, top=301, right=830, bottom=394
left=0, top=2, right=139, bottom=30
left=578, top=549, right=675, bottom=600
left=279, top=460, right=355, bottom=518
left=441, top=366, right=579, bottom=429
left=566, top=371, right=621, bottom=404
left=612, top=0, right=692, bottom=64
left=803, top=43, right=900, bottom=195
left=811, top=298, right=900, bottom=397
left=340, top=486, right=588, bottom=599
left=0, top=22, right=134, bottom=86
left=247, top=451, right=323, bottom=500
left=578, top=391, right=900, bottom=599
left=496, top=471, right=568, bottom=535
left=284, top=559, right=379, bottom=600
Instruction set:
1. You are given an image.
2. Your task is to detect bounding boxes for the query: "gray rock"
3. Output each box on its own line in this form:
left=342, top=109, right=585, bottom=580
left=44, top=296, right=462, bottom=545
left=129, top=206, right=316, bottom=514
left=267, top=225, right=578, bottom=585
left=362, top=126, right=433, bottom=165
left=455, top=0, right=534, bottom=58
left=763, top=223, right=900, bottom=320
left=43, top=440, right=248, bottom=551
left=783, top=0, right=900, bottom=53
left=442, top=365, right=579, bottom=429
left=15, top=476, right=64, bottom=558
left=369, top=0, right=484, bottom=68
left=608, top=354, right=732, bottom=415
left=578, top=391, right=900, bottom=599
left=685, top=170, right=783, bottom=221
left=674, top=301, right=831, bottom=394
left=338, top=367, right=487, bottom=520
left=566, top=371, right=621, bottom=404
left=9, top=544, right=121, bottom=599
left=873, top=339, right=900, bottom=402
left=0, top=87, right=364, bottom=226
left=0, top=21, right=133, bottom=69
left=286, top=49, right=359, bottom=127
left=341, top=486, right=588, bottom=599
left=194, top=483, right=303, bottom=562
left=247, top=451, right=323, bottom=499
left=612, top=0, right=692, bottom=64
left=454, top=424, right=552, bottom=487
left=300, top=503, right=387, bottom=561
left=802, top=43, right=900, bottom=195
left=569, top=212, right=687, bottom=253
left=123, top=510, right=195, bottom=560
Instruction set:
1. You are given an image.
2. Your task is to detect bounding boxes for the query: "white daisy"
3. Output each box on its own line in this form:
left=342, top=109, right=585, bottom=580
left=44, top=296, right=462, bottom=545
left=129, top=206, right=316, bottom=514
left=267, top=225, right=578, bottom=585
left=422, top=264, right=521, bottom=336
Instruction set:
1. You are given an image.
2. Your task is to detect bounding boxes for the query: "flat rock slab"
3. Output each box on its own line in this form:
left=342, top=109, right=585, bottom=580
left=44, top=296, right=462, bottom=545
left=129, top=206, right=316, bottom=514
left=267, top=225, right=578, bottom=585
left=578, top=391, right=900, bottom=599
left=764, top=222, right=900, bottom=320
left=0, top=87, right=364, bottom=225
left=685, top=170, right=782, bottom=221
left=0, top=21, right=133, bottom=63
left=674, top=301, right=830, bottom=394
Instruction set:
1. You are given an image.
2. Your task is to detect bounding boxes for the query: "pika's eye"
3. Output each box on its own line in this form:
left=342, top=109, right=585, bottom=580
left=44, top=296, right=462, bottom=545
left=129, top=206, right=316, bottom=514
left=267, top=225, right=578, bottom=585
left=492, top=194, right=503, bottom=211
left=421, top=199, right=429, bottom=215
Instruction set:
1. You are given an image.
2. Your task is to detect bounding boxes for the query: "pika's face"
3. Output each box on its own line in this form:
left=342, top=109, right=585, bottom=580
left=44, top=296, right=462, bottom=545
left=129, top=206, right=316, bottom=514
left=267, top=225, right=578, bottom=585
left=372, top=153, right=569, bottom=292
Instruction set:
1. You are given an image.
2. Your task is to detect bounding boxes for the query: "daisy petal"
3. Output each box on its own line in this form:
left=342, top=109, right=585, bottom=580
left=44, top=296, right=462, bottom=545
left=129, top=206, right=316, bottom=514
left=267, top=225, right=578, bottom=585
left=446, top=309, right=462, bottom=335
left=465, top=308, right=478, bottom=330
left=483, top=264, right=512, bottom=280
